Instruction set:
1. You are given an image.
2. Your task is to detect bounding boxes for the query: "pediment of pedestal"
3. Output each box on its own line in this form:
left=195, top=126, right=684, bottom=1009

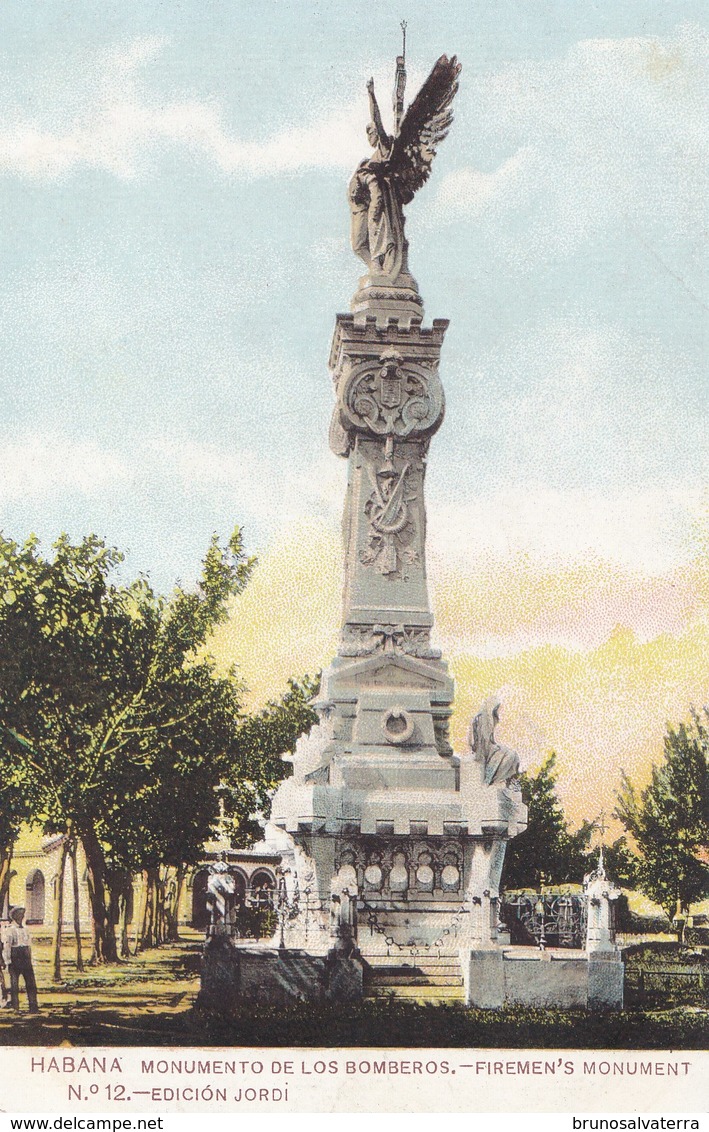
left=327, top=651, right=453, bottom=697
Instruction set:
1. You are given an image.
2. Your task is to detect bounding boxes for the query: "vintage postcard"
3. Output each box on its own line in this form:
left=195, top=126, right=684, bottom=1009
left=0, top=0, right=707, bottom=1121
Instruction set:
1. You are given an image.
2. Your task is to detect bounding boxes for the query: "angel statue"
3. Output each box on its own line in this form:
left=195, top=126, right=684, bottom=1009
left=349, top=52, right=461, bottom=281
left=467, top=697, right=521, bottom=787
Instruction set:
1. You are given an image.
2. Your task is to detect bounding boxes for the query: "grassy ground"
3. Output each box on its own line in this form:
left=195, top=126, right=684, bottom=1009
left=0, top=930, right=203, bottom=1046
left=1, top=932, right=707, bottom=1048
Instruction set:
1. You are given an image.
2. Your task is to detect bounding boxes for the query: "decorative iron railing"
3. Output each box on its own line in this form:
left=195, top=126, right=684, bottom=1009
left=500, top=892, right=587, bottom=949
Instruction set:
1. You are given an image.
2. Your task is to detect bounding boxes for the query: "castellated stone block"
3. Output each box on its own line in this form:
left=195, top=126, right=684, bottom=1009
left=587, top=951, right=625, bottom=1011
left=198, top=938, right=365, bottom=1012
left=461, top=948, right=624, bottom=1011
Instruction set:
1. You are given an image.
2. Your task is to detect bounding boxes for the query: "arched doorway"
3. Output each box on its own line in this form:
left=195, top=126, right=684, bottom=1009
left=25, top=869, right=45, bottom=925
left=191, top=868, right=210, bottom=931
left=249, top=869, right=276, bottom=910
left=232, top=870, right=247, bottom=908
left=240, top=869, right=276, bottom=939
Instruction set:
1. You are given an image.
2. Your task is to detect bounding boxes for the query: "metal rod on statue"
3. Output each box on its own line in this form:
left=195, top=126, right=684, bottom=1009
left=393, top=22, right=407, bottom=135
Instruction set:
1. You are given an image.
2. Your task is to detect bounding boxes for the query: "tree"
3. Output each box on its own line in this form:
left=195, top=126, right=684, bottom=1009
left=223, top=675, right=319, bottom=848
left=599, top=835, right=638, bottom=889
left=131, top=674, right=319, bottom=948
left=502, top=752, right=593, bottom=890
left=615, top=713, right=709, bottom=926
left=0, top=744, right=35, bottom=916
left=0, top=528, right=255, bottom=965
left=0, top=538, right=59, bottom=913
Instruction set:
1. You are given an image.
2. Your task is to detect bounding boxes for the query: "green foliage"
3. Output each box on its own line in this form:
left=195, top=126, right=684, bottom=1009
left=614, top=712, right=709, bottom=921
left=0, top=528, right=253, bottom=838
left=0, top=526, right=322, bottom=956
left=191, top=999, right=709, bottom=1051
left=0, top=528, right=260, bottom=955
left=601, top=835, right=638, bottom=888
left=223, top=674, right=319, bottom=847
left=0, top=730, right=36, bottom=858
left=503, top=752, right=593, bottom=889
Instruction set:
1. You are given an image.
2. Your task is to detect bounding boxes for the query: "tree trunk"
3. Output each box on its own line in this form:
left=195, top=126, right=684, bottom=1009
left=81, top=827, right=118, bottom=963
left=86, top=871, right=99, bottom=965
left=133, top=873, right=148, bottom=956
left=139, top=869, right=157, bottom=951
left=69, top=838, right=84, bottom=972
left=0, top=844, right=14, bottom=915
left=51, top=837, right=70, bottom=983
left=112, top=870, right=133, bottom=959
left=674, top=896, right=688, bottom=945
left=155, top=869, right=166, bottom=946
left=165, top=864, right=186, bottom=942
left=119, top=893, right=131, bottom=959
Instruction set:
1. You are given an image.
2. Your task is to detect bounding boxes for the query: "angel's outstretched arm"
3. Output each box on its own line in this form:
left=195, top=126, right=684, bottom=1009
left=367, top=78, right=391, bottom=149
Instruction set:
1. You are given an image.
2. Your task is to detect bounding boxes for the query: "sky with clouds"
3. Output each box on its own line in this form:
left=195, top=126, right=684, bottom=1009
left=1, top=0, right=707, bottom=825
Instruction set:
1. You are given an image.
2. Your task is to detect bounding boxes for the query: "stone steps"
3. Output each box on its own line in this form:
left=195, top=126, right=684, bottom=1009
left=363, top=953, right=460, bottom=966
left=368, top=970, right=463, bottom=987
left=362, top=953, right=465, bottom=1003
left=368, top=985, right=465, bottom=1002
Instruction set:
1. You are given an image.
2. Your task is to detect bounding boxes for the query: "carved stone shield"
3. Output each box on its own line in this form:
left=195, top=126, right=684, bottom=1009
left=380, top=367, right=402, bottom=409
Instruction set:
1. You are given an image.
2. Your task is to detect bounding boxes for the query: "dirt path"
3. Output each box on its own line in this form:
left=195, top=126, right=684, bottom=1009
left=0, top=931, right=205, bottom=1046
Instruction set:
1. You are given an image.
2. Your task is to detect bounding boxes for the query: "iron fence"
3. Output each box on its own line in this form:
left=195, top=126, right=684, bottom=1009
left=501, top=892, right=587, bottom=949
left=624, top=966, right=709, bottom=1006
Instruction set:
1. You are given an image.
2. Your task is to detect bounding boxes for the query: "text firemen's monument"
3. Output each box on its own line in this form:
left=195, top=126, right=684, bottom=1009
left=199, top=43, right=623, bottom=1012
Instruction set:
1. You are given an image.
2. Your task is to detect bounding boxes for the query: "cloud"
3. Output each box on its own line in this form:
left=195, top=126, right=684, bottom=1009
left=0, top=429, right=345, bottom=531
left=434, top=149, right=531, bottom=222
left=3, top=422, right=703, bottom=579
left=449, top=621, right=709, bottom=826
left=0, top=434, right=128, bottom=500
left=433, top=25, right=709, bottom=262
left=0, top=37, right=364, bottom=180
left=441, top=318, right=706, bottom=496
left=428, top=486, right=707, bottom=578
left=151, top=436, right=345, bottom=526
left=211, top=510, right=709, bottom=827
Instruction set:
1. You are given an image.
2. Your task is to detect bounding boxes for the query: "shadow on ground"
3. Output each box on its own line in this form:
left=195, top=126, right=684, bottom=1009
left=1, top=934, right=707, bottom=1048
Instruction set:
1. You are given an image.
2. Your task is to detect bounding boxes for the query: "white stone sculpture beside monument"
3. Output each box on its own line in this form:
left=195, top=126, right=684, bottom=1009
left=584, top=850, right=622, bottom=952
left=206, top=859, right=236, bottom=935
left=583, top=851, right=625, bottom=1010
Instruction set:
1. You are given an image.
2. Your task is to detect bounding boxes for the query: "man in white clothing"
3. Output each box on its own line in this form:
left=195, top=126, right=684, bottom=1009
left=0, top=913, right=10, bottom=1006
left=6, top=906, right=39, bottom=1013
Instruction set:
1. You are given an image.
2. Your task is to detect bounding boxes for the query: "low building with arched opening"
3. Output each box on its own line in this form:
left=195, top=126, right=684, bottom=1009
left=2, top=828, right=93, bottom=937
left=188, top=844, right=281, bottom=940
left=3, top=824, right=284, bottom=943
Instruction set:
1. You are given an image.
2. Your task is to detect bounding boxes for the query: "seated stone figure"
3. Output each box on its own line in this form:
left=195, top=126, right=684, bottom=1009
left=467, top=697, right=521, bottom=786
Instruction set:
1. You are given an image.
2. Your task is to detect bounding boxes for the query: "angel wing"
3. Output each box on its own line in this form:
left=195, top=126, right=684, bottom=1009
left=391, top=54, right=462, bottom=201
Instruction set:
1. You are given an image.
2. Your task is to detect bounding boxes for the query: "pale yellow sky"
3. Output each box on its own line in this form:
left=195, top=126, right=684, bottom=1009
left=209, top=516, right=708, bottom=830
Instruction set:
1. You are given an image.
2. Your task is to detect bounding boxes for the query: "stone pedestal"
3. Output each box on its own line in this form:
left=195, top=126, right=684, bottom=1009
left=587, top=951, right=625, bottom=1011
left=351, top=271, right=424, bottom=326
left=463, top=949, right=505, bottom=1009
left=268, top=283, right=527, bottom=961
left=197, top=937, right=364, bottom=1013
left=461, top=947, right=624, bottom=1011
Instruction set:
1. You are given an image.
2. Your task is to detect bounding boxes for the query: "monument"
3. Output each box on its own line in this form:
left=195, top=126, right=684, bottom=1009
left=265, top=46, right=528, bottom=991
left=199, top=40, right=624, bottom=1013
